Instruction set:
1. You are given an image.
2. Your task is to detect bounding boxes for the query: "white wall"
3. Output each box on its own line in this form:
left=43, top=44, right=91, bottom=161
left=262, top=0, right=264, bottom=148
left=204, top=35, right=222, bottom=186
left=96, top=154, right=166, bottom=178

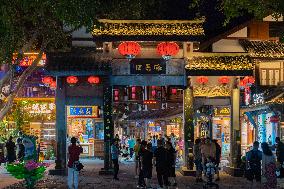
left=212, top=39, right=245, bottom=53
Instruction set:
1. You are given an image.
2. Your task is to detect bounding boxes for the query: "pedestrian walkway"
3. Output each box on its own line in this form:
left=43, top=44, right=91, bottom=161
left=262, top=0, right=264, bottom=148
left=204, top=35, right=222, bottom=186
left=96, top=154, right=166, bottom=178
left=1, top=159, right=284, bottom=189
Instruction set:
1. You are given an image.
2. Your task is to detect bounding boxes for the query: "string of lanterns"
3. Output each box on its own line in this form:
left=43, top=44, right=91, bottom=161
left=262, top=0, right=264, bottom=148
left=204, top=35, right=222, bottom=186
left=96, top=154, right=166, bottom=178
left=118, top=41, right=179, bottom=60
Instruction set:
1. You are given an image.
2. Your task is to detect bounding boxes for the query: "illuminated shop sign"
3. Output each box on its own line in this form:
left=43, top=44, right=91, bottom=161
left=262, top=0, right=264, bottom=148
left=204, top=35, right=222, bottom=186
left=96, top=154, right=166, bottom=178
left=214, top=107, right=230, bottom=116
left=12, top=53, right=46, bottom=67
left=130, top=59, right=166, bottom=74
left=67, top=106, right=98, bottom=117
left=24, top=102, right=55, bottom=114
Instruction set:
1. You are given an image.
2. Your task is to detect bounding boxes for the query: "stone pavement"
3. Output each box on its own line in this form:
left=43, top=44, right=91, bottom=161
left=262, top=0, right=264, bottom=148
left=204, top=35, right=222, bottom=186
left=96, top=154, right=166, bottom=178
left=1, top=159, right=284, bottom=189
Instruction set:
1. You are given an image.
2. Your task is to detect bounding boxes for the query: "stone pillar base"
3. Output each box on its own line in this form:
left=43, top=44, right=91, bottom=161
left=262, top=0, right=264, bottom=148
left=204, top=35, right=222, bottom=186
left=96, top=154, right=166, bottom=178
left=49, top=169, right=67, bottom=176
left=179, top=166, right=196, bottom=176
left=223, top=166, right=244, bottom=177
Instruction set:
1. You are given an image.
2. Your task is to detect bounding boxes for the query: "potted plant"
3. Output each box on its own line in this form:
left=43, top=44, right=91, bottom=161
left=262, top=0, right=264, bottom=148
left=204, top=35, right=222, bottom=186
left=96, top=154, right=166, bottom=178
left=6, top=160, right=48, bottom=189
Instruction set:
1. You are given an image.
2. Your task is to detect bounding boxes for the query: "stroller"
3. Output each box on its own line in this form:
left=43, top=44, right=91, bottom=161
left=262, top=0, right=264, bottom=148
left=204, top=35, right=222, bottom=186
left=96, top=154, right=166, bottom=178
left=203, top=157, right=219, bottom=189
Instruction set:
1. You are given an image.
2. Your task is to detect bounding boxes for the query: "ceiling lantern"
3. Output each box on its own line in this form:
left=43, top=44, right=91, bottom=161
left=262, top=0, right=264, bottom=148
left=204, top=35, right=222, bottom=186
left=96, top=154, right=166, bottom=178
left=239, top=80, right=246, bottom=89
left=42, top=76, right=53, bottom=85
left=242, top=76, right=255, bottom=87
left=88, top=76, right=100, bottom=85
left=118, top=41, right=141, bottom=59
left=196, top=76, right=209, bottom=85
left=218, top=76, right=230, bottom=85
left=66, top=76, right=78, bottom=86
left=50, top=81, right=56, bottom=90
left=131, top=86, right=136, bottom=93
left=171, top=88, right=177, bottom=95
left=157, top=42, right=179, bottom=60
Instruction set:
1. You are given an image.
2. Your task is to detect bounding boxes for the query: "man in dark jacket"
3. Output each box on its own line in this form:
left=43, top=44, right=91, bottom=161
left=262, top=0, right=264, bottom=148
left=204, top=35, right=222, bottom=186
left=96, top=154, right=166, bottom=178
left=154, top=140, right=169, bottom=188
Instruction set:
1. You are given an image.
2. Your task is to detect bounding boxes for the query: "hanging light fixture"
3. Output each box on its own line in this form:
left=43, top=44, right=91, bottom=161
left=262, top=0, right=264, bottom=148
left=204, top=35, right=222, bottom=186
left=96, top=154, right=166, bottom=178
left=87, top=76, right=100, bottom=85
left=42, top=76, right=53, bottom=85
left=218, top=76, right=230, bottom=85
left=157, top=42, right=179, bottom=60
left=50, top=81, right=56, bottom=90
left=196, top=76, right=209, bottom=85
left=171, top=88, right=177, bottom=95
left=66, top=76, right=78, bottom=86
left=118, top=41, right=141, bottom=59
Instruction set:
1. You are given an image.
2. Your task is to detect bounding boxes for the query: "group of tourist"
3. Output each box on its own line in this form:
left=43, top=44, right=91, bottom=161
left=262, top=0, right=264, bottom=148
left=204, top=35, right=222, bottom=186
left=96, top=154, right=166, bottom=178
left=111, top=136, right=178, bottom=189
left=3, top=136, right=25, bottom=164
left=245, top=137, right=284, bottom=189
left=193, top=137, right=221, bottom=182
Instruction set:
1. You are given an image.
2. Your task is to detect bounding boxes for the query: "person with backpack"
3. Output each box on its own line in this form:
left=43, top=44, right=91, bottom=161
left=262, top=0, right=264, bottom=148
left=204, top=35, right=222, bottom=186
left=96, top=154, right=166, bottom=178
left=67, top=137, right=83, bottom=189
left=246, top=141, right=262, bottom=188
left=154, top=140, right=169, bottom=189
left=213, top=139, right=221, bottom=181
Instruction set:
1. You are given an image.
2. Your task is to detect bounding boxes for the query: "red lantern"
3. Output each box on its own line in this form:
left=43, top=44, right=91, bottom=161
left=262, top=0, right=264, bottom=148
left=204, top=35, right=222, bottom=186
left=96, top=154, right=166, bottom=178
left=218, top=76, right=230, bottom=85
left=50, top=81, right=56, bottom=90
left=132, top=93, right=136, bottom=99
left=157, top=42, right=179, bottom=59
left=118, top=41, right=141, bottom=58
left=243, top=76, right=255, bottom=86
left=171, top=88, right=177, bottom=95
left=114, top=90, right=119, bottom=97
left=131, top=86, right=136, bottom=93
left=114, top=96, right=119, bottom=101
left=66, top=76, right=78, bottom=85
left=88, top=76, right=100, bottom=85
left=196, top=76, right=209, bottom=85
left=248, top=76, right=255, bottom=84
left=42, top=76, right=53, bottom=85
left=151, top=90, right=156, bottom=97
left=239, top=80, right=245, bottom=89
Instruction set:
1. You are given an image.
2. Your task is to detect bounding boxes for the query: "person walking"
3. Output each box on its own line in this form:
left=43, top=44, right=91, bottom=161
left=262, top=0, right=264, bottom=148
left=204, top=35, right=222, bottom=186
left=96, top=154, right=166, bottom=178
left=128, top=136, right=135, bottom=159
left=261, top=142, right=277, bottom=189
left=193, top=138, right=203, bottom=182
left=141, top=143, right=153, bottom=188
left=111, top=139, right=120, bottom=180
left=16, top=138, right=25, bottom=161
left=151, top=135, right=158, bottom=153
left=67, top=137, right=83, bottom=189
left=137, top=140, right=147, bottom=188
left=166, top=141, right=177, bottom=187
left=245, top=141, right=262, bottom=189
left=213, top=139, right=221, bottom=181
left=5, top=136, right=16, bottom=163
left=275, top=137, right=284, bottom=177
left=154, top=140, right=169, bottom=189
left=201, top=137, right=216, bottom=171
left=134, top=138, right=141, bottom=178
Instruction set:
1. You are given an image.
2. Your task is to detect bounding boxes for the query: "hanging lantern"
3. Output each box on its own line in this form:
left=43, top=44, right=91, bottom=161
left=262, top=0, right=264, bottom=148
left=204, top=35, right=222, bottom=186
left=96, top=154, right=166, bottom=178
left=196, top=76, right=209, bottom=85
left=50, top=81, right=56, bottom=90
left=114, top=90, right=119, bottom=97
left=239, top=80, right=245, bottom=89
left=87, top=76, right=100, bottom=85
left=218, top=76, right=230, bottom=85
left=131, top=86, right=136, bottom=93
left=132, top=93, right=136, bottom=99
left=151, top=90, right=156, bottom=97
left=66, top=76, right=78, bottom=85
left=248, top=76, right=255, bottom=85
left=118, top=41, right=141, bottom=59
left=171, top=88, right=177, bottom=95
left=42, top=76, right=53, bottom=85
left=243, top=76, right=255, bottom=86
left=114, top=96, right=119, bottom=101
left=157, top=42, right=179, bottom=60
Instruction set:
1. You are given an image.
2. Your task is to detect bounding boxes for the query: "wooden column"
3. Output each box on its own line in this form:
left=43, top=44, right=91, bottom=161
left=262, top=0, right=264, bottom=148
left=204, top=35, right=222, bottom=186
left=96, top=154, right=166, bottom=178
left=230, top=88, right=241, bottom=168
left=103, top=83, right=113, bottom=171
left=51, top=77, right=67, bottom=175
left=183, top=87, right=194, bottom=169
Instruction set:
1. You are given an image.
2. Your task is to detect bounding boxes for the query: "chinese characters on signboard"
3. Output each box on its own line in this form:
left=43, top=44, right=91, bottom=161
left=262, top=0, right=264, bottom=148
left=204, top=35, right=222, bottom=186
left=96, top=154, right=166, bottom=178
left=24, top=102, right=55, bottom=114
left=130, top=59, right=166, bottom=74
left=214, top=107, right=230, bottom=116
left=67, top=106, right=98, bottom=117
left=12, top=53, right=46, bottom=67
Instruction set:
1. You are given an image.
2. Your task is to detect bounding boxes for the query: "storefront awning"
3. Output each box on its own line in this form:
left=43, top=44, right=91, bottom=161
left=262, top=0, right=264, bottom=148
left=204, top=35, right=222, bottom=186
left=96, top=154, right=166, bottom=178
left=127, top=108, right=183, bottom=121
left=240, top=40, right=284, bottom=59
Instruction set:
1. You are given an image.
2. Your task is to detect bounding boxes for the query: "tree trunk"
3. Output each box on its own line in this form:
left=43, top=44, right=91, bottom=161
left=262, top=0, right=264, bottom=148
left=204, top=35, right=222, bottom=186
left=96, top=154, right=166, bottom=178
left=0, top=51, right=43, bottom=121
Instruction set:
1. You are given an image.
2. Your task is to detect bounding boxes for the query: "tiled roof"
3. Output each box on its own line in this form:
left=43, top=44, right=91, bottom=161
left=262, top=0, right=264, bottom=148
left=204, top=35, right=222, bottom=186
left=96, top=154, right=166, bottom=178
left=240, top=40, right=284, bottom=59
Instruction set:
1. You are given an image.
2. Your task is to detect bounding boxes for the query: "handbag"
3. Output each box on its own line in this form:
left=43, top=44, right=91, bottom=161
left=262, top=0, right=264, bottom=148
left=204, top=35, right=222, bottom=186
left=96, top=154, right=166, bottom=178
left=73, top=161, right=84, bottom=171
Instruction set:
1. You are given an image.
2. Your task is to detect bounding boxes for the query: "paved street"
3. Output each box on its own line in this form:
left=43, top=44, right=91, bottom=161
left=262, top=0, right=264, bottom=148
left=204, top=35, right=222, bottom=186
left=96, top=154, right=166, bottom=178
left=1, top=159, right=284, bottom=189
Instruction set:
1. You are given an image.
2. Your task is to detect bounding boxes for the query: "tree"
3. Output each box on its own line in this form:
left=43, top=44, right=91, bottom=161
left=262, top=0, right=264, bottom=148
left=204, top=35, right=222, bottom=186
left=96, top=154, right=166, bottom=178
left=0, top=0, right=161, bottom=121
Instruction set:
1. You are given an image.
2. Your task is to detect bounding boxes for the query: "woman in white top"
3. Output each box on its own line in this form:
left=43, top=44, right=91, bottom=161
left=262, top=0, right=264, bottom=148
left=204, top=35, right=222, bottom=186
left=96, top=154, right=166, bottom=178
left=261, top=142, right=277, bottom=189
